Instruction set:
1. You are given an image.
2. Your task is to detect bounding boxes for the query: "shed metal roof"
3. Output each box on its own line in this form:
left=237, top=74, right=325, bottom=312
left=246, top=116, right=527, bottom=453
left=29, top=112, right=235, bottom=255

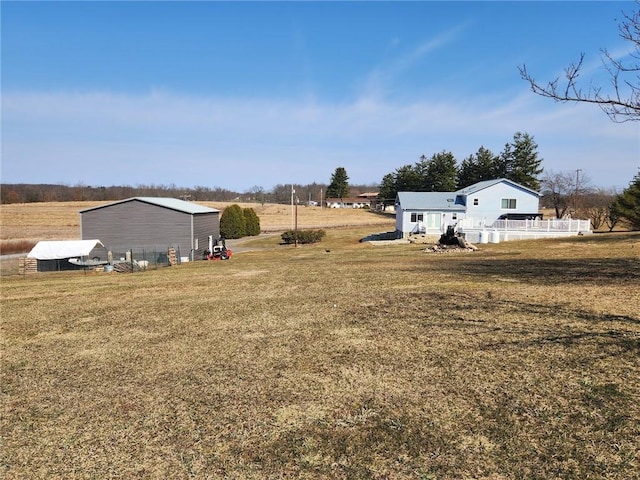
left=80, top=197, right=219, bottom=215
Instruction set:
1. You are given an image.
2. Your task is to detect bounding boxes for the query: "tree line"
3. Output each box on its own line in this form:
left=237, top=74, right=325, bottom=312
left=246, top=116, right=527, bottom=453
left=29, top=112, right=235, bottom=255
left=0, top=183, right=241, bottom=204
left=250, top=182, right=378, bottom=206
left=0, top=181, right=379, bottom=206
left=377, top=132, right=543, bottom=208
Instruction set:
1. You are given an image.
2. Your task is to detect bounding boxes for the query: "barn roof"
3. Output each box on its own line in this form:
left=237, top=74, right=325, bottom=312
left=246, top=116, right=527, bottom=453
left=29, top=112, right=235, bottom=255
left=80, top=197, right=219, bottom=214
left=27, top=240, right=105, bottom=260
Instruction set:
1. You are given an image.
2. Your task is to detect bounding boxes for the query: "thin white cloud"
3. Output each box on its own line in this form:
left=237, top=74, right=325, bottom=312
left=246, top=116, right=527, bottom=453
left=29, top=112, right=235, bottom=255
left=361, top=23, right=469, bottom=100
left=2, top=87, right=638, bottom=191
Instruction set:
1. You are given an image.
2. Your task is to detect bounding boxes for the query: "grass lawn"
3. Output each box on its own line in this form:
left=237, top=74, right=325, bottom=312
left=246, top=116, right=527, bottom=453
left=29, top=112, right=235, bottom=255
left=1, top=218, right=639, bottom=479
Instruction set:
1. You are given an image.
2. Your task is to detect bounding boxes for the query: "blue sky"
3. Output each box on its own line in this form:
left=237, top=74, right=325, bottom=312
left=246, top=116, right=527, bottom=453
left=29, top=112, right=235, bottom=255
left=2, top=1, right=639, bottom=192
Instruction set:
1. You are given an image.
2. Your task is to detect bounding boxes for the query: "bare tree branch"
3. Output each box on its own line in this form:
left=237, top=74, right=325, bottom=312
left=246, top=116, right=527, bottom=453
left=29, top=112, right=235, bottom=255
left=519, top=2, right=640, bottom=122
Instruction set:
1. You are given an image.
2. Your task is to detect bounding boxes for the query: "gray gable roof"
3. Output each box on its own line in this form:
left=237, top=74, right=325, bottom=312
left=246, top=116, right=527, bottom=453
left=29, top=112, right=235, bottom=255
left=456, top=178, right=540, bottom=197
left=80, top=197, right=219, bottom=215
left=396, top=192, right=465, bottom=211
left=397, top=178, right=540, bottom=211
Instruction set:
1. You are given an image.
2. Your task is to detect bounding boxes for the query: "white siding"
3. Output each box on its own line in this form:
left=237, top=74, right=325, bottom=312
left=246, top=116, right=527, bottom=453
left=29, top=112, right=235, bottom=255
left=465, top=183, right=539, bottom=225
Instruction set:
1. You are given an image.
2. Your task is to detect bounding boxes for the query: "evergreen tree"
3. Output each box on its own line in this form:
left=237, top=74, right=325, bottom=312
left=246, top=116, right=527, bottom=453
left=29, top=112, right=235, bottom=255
left=610, top=171, right=640, bottom=230
left=326, top=167, right=350, bottom=198
left=501, top=132, right=543, bottom=190
left=424, top=151, right=458, bottom=191
left=458, top=147, right=500, bottom=187
left=378, top=173, right=397, bottom=209
left=243, top=207, right=261, bottom=236
left=394, top=164, right=422, bottom=192
left=219, top=204, right=246, bottom=239
left=458, top=155, right=477, bottom=189
left=476, top=146, right=500, bottom=180
left=377, top=132, right=545, bottom=199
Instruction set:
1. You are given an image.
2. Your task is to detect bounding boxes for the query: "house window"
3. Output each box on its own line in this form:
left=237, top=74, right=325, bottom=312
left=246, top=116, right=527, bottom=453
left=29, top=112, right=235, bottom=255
left=410, top=213, right=424, bottom=222
left=473, top=198, right=479, bottom=206
left=501, top=198, right=517, bottom=209
left=452, top=213, right=457, bottom=220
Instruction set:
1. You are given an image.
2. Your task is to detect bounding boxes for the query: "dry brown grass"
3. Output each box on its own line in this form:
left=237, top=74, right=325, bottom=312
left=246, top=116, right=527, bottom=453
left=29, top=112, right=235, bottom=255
left=206, top=201, right=394, bottom=232
left=0, top=201, right=88, bottom=241
left=1, top=208, right=639, bottom=479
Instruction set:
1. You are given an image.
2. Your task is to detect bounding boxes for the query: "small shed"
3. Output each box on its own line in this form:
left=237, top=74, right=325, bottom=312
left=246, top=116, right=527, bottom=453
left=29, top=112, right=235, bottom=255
left=27, top=240, right=108, bottom=272
left=80, top=197, right=220, bottom=261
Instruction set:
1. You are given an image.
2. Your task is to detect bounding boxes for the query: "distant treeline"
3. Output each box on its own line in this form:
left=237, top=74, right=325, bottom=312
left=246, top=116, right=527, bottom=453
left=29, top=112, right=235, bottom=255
left=0, top=184, right=242, bottom=204
left=0, top=182, right=378, bottom=205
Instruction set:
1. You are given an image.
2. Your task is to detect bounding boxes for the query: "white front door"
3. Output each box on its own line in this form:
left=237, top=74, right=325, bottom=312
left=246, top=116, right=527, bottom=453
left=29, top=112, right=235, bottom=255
left=426, top=213, right=441, bottom=230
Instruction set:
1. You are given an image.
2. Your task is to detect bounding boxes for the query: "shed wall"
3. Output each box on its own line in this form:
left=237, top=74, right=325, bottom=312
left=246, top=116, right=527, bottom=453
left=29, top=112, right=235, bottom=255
left=193, top=213, right=220, bottom=259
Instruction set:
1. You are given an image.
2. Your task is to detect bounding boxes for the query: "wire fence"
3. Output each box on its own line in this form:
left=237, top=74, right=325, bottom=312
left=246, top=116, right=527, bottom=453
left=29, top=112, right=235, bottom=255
left=108, top=245, right=185, bottom=272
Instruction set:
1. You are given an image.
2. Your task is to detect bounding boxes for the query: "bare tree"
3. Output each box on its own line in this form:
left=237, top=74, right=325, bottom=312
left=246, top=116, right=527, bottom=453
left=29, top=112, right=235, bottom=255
left=576, top=188, right=617, bottom=230
left=519, top=2, right=640, bottom=122
left=247, top=185, right=266, bottom=205
left=605, top=207, right=622, bottom=232
left=541, top=170, right=591, bottom=218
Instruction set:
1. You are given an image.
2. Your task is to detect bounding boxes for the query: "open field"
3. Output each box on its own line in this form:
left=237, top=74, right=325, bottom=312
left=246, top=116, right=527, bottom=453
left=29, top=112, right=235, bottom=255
left=0, top=201, right=614, bottom=256
left=2, top=205, right=640, bottom=478
left=0, top=201, right=395, bottom=256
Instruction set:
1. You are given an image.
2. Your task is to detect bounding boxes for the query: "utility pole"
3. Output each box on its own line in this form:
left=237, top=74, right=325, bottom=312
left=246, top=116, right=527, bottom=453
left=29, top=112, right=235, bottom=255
left=294, top=196, right=299, bottom=247
left=291, top=185, right=295, bottom=230
left=574, top=169, right=582, bottom=213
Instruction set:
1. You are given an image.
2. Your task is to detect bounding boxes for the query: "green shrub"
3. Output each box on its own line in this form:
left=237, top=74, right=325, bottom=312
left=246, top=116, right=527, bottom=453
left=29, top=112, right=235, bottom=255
left=220, top=204, right=246, bottom=239
left=243, top=208, right=261, bottom=236
left=280, top=229, right=326, bottom=244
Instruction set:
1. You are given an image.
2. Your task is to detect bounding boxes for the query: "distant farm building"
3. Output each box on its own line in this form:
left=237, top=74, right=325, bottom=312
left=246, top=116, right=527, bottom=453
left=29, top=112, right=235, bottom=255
left=80, top=197, right=220, bottom=261
left=325, top=196, right=372, bottom=209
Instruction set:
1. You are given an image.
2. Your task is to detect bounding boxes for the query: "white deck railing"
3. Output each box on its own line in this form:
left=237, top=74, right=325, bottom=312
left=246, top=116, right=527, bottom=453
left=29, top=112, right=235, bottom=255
left=458, top=218, right=591, bottom=233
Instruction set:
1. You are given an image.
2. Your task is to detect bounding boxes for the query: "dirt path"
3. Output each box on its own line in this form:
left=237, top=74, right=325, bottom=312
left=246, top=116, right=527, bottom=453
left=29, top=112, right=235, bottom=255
left=224, top=233, right=280, bottom=254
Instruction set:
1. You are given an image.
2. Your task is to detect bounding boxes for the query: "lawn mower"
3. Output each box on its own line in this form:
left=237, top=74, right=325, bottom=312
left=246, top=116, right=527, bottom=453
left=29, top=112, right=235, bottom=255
left=204, top=235, right=232, bottom=260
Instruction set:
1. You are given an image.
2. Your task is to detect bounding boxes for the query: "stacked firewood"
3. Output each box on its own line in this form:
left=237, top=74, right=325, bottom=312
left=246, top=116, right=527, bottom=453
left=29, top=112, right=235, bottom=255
left=18, top=257, right=37, bottom=274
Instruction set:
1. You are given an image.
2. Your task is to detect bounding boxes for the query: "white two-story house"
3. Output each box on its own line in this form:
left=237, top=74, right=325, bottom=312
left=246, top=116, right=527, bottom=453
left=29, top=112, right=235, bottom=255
left=395, top=178, right=541, bottom=237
